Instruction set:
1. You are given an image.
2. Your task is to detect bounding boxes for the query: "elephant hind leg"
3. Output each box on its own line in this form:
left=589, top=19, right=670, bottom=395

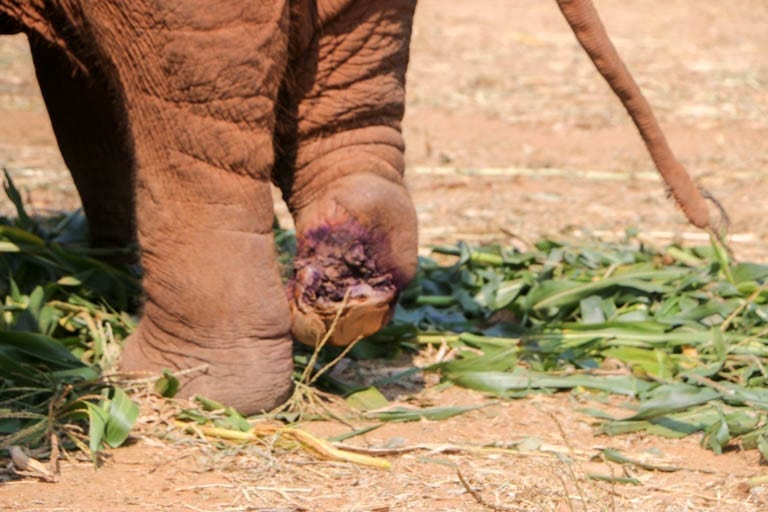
left=102, top=1, right=296, bottom=414
left=276, top=0, right=418, bottom=346
left=275, top=0, right=417, bottom=345
left=120, top=219, right=295, bottom=415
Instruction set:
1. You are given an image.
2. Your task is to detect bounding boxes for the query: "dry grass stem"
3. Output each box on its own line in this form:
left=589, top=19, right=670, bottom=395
left=7, top=446, right=57, bottom=482
left=299, top=288, right=352, bottom=385
left=720, top=281, right=768, bottom=332
left=457, top=468, right=526, bottom=512
left=106, top=364, right=211, bottom=386
left=173, top=421, right=391, bottom=470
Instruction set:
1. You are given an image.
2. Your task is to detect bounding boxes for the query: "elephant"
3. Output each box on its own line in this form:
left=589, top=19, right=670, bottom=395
left=0, top=0, right=712, bottom=414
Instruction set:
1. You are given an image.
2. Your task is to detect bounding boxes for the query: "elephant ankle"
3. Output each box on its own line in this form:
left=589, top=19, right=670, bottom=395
left=120, top=319, right=294, bottom=415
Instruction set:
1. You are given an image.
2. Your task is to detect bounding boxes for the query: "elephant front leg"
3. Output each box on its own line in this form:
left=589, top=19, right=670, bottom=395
left=276, top=0, right=418, bottom=346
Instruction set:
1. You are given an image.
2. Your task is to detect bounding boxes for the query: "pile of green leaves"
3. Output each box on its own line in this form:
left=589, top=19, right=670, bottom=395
left=1, top=172, right=139, bottom=459
left=361, top=235, right=768, bottom=456
left=3, top=168, right=768, bottom=459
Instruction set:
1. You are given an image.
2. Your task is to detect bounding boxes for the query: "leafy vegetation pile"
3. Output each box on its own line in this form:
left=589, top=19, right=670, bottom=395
left=1, top=174, right=139, bottom=459
left=2, top=172, right=768, bottom=462
left=385, top=237, right=768, bottom=457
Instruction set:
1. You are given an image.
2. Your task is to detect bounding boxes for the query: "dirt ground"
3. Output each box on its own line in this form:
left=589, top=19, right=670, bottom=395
left=1, top=0, right=768, bottom=510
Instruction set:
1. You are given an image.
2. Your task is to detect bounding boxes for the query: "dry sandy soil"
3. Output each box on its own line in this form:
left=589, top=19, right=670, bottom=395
left=1, top=1, right=767, bottom=510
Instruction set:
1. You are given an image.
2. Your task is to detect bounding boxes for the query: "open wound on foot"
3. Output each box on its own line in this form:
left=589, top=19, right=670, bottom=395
left=290, top=221, right=397, bottom=346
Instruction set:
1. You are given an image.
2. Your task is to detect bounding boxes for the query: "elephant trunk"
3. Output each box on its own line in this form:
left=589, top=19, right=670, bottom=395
left=555, top=0, right=711, bottom=230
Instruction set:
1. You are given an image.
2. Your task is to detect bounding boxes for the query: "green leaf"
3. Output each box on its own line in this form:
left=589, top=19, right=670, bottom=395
left=56, top=275, right=83, bottom=287
left=702, top=413, right=731, bottom=454
left=601, top=404, right=723, bottom=438
left=602, top=447, right=680, bottom=471
left=415, top=295, right=455, bottom=307
left=716, top=382, right=768, bottom=409
left=476, top=279, right=525, bottom=309
left=723, top=409, right=760, bottom=436
left=85, top=401, right=109, bottom=458
left=0, top=416, right=48, bottom=449
left=364, top=404, right=487, bottom=423
left=580, top=295, right=605, bottom=325
left=731, top=263, right=768, bottom=284
left=602, top=346, right=675, bottom=380
left=0, top=225, right=45, bottom=247
left=327, top=424, right=384, bottom=442
left=577, top=408, right=617, bottom=420
left=3, top=169, right=33, bottom=230
left=195, top=395, right=227, bottom=411
left=758, top=435, right=768, bottom=463
left=0, top=241, right=20, bottom=253
left=450, top=370, right=652, bottom=397
left=526, top=269, right=680, bottom=312
left=154, top=369, right=180, bottom=398
left=438, top=346, right=519, bottom=374
left=214, top=408, right=250, bottom=432
left=0, top=331, right=87, bottom=370
left=104, top=388, right=139, bottom=448
left=628, top=384, right=721, bottom=421
left=346, top=387, right=389, bottom=411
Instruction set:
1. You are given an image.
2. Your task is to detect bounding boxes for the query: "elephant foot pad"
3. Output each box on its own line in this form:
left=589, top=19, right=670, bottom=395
left=290, top=222, right=397, bottom=346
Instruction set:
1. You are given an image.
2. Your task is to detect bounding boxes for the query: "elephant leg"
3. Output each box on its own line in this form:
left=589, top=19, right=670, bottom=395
left=275, top=0, right=418, bottom=346
left=28, top=34, right=136, bottom=253
left=70, top=2, right=295, bottom=413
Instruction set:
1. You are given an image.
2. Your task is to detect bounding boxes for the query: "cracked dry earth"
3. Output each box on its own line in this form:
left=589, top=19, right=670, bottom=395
left=1, top=0, right=768, bottom=510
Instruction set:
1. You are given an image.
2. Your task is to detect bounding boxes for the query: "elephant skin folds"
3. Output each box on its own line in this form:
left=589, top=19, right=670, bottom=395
left=0, top=0, right=418, bottom=413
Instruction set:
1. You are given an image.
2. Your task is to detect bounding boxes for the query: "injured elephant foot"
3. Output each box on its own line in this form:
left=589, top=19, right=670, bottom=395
left=290, top=222, right=399, bottom=346
left=287, top=172, right=418, bottom=346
